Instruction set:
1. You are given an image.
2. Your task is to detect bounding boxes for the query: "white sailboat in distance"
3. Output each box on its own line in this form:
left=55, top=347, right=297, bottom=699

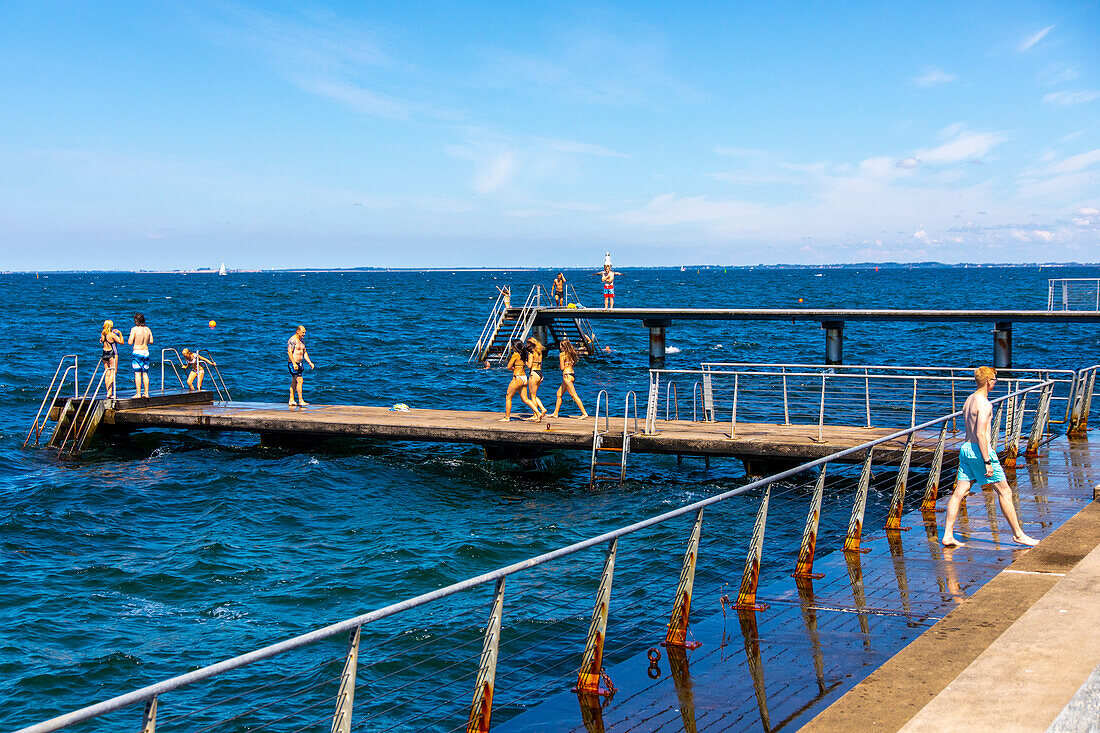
left=218, top=262, right=227, bottom=276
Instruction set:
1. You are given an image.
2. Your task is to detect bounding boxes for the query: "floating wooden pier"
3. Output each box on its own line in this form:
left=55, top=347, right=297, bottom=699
left=101, top=400, right=950, bottom=468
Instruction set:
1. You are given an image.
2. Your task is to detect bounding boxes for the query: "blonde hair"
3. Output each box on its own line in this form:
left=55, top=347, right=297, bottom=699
left=101, top=320, right=114, bottom=338
left=975, top=366, right=997, bottom=387
left=560, top=337, right=579, bottom=364
left=182, top=348, right=193, bottom=358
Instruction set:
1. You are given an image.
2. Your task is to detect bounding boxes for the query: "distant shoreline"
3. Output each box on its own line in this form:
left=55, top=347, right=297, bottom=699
left=3, top=262, right=1099, bottom=275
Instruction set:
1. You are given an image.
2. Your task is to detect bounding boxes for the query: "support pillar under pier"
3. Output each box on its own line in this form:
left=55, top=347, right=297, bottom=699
left=822, top=321, right=844, bottom=365
left=993, top=322, right=1012, bottom=368
left=644, top=319, right=670, bottom=368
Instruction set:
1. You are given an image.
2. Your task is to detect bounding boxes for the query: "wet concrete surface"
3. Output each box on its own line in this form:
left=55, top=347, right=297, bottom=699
left=499, top=434, right=1099, bottom=732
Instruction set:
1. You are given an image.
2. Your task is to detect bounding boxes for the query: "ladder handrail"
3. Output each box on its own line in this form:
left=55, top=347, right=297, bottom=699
left=692, top=381, right=702, bottom=422
left=664, top=382, right=678, bottom=421
left=65, top=371, right=108, bottom=457
left=592, top=389, right=611, bottom=436
left=56, top=359, right=103, bottom=454
left=469, top=287, right=511, bottom=362
left=24, top=355, right=78, bottom=448
left=195, top=350, right=231, bottom=403
left=623, top=391, right=639, bottom=438
left=160, top=348, right=187, bottom=394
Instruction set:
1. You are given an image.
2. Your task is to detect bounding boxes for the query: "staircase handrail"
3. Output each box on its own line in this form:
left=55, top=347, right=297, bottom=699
left=469, top=286, right=512, bottom=362
left=23, top=355, right=78, bottom=448
left=501, top=285, right=543, bottom=362
left=565, top=283, right=601, bottom=355
left=195, top=350, right=232, bottom=403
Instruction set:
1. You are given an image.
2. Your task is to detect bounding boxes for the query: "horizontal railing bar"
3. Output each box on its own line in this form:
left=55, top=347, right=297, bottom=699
left=14, top=380, right=1054, bottom=733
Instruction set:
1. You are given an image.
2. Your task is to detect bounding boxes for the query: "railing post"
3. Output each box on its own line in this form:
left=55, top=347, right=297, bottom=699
left=330, top=626, right=360, bottom=733
left=573, top=539, right=617, bottom=698
left=991, top=403, right=1004, bottom=453
left=844, top=449, right=873, bottom=552
left=910, top=377, right=918, bottom=427
left=663, top=508, right=704, bottom=649
left=864, top=368, right=871, bottom=428
left=1076, top=369, right=1098, bottom=436
left=1069, top=372, right=1087, bottom=436
left=920, top=425, right=948, bottom=512
left=467, top=578, right=505, bottom=733
left=885, top=435, right=914, bottom=531
left=731, top=487, right=770, bottom=611
left=818, top=374, right=826, bottom=443
left=729, top=374, right=739, bottom=438
left=1003, top=393, right=1027, bottom=467
left=702, top=370, right=715, bottom=422
left=1026, top=384, right=1054, bottom=456
left=141, top=696, right=157, bottom=733
left=783, top=368, right=790, bottom=425
left=792, top=467, right=827, bottom=579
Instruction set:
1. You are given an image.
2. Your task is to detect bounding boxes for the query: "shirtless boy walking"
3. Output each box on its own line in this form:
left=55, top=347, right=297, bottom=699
left=128, top=313, right=153, bottom=398
left=287, top=325, right=315, bottom=408
left=942, top=366, right=1039, bottom=547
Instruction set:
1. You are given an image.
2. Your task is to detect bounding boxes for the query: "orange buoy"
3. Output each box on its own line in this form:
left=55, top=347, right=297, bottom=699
left=798, top=298, right=804, bottom=303
left=209, top=320, right=217, bottom=328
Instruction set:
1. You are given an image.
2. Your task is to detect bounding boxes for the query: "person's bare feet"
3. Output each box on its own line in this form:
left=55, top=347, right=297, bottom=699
left=549, top=412, right=560, bottom=419
left=942, top=536, right=965, bottom=547
left=1013, top=534, right=1039, bottom=547
left=498, top=416, right=511, bottom=422
left=299, top=402, right=309, bottom=407
left=576, top=413, right=590, bottom=419
left=288, top=401, right=297, bottom=408
left=525, top=415, right=541, bottom=422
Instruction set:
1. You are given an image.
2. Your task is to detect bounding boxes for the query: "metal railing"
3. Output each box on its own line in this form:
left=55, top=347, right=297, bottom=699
left=15, top=380, right=1059, bottom=733
left=646, top=364, right=1075, bottom=441
left=1069, top=364, right=1099, bottom=436
left=23, top=354, right=78, bottom=448
left=54, top=361, right=107, bottom=456
left=159, top=348, right=188, bottom=394
left=563, top=283, right=601, bottom=355
left=469, top=286, right=512, bottom=362
left=1048, top=278, right=1100, bottom=311
left=499, top=284, right=544, bottom=364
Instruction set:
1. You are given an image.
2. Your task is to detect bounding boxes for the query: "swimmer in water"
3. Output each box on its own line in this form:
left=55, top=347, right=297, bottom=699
left=550, top=337, right=589, bottom=418
left=499, top=339, right=541, bottom=421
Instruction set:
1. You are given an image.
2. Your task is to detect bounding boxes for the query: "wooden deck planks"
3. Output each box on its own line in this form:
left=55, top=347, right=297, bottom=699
left=106, top=401, right=952, bottom=464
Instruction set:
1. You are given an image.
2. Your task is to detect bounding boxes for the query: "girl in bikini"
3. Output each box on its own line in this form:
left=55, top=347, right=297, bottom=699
left=98, top=320, right=123, bottom=398
left=499, top=340, right=542, bottom=421
left=180, top=349, right=216, bottom=391
left=551, top=337, right=589, bottom=418
left=525, top=337, right=548, bottom=418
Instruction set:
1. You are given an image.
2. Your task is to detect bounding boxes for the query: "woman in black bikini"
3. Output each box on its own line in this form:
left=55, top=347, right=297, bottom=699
left=525, top=337, right=548, bottom=418
left=499, top=340, right=542, bottom=421
left=99, top=320, right=123, bottom=398
left=551, top=337, right=588, bottom=418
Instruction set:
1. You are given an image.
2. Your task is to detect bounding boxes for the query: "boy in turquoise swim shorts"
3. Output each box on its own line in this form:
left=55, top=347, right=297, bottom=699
left=942, top=366, right=1039, bottom=548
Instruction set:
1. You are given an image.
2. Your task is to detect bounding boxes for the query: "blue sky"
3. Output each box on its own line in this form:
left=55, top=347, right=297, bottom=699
left=1, top=1, right=1098, bottom=269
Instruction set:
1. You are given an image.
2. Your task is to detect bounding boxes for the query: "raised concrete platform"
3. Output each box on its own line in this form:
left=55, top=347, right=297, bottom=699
left=102, top=401, right=949, bottom=465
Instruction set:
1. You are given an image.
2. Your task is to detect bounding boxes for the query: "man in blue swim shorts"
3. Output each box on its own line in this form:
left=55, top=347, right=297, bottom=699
left=942, top=366, right=1038, bottom=548
left=286, top=324, right=314, bottom=408
left=127, top=313, right=154, bottom=398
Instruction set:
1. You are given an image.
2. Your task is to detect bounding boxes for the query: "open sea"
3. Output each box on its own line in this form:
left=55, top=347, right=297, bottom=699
left=3, top=265, right=1100, bottom=731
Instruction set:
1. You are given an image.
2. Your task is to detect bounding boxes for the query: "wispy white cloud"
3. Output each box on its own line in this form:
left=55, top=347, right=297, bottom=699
left=292, top=76, right=410, bottom=120
left=1043, top=90, right=1100, bottom=106
left=915, top=68, right=956, bottom=87
left=914, top=127, right=1009, bottom=164
left=1046, top=149, right=1100, bottom=175
left=543, top=139, right=628, bottom=158
left=1018, top=25, right=1054, bottom=53
left=1038, top=64, right=1081, bottom=86
left=897, top=157, right=921, bottom=169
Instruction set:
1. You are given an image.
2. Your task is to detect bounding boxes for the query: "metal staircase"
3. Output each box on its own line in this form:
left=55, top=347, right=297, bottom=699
left=589, top=391, right=639, bottom=487
left=470, top=283, right=601, bottom=364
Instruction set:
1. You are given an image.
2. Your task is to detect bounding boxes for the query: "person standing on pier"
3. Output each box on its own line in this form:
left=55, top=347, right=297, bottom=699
left=287, top=325, right=314, bottom=408
left=552, top=272, right=566, bottom=306
left=99, top=320, right=123, bottom=398
left=942, top=366, right=1039, bottom=548
left=499, top=339, right=542, bottom=421
left=550, top=337, right=589, bottom=419
left=598, top=264, right=623, bottom=309
left=127, top=313, right=153, bottom=399
left=525, top=337, right=548, bottom=418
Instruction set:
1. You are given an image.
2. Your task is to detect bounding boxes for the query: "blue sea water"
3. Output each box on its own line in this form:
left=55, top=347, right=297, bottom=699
left=2, top=265, right=1100, bottom=730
